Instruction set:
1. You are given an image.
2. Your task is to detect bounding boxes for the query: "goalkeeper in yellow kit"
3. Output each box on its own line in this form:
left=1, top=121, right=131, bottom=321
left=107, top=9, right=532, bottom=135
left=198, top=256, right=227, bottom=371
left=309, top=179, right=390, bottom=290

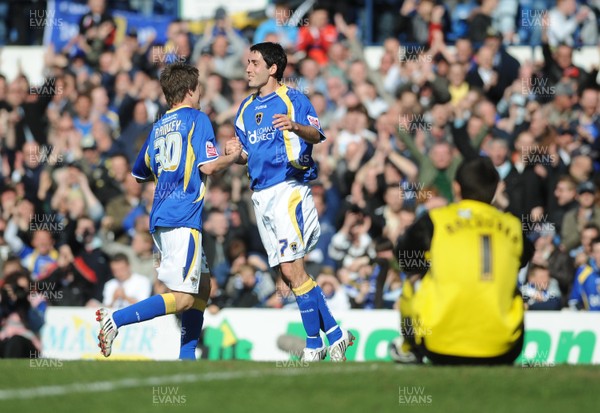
left=391, top=157, right=533, bottom=365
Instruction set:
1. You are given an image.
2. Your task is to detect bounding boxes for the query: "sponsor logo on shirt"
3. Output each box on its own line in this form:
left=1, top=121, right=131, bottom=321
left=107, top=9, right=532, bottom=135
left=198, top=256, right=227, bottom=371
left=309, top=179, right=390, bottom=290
left=248, top=126, right=276, bottom=144
left=206, top=141, right=218, bottom=157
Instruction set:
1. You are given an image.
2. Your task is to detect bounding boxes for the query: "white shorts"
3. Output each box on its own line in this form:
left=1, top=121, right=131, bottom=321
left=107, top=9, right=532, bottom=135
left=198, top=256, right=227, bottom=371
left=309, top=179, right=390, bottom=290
left=252, top=180, right=320, bottom=267
left=152, top=227, right=209, bottom=294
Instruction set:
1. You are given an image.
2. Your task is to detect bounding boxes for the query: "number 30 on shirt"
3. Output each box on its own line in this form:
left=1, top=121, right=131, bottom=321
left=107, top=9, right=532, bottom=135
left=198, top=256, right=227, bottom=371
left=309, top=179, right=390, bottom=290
left=154, top=132, right=182, bottom=175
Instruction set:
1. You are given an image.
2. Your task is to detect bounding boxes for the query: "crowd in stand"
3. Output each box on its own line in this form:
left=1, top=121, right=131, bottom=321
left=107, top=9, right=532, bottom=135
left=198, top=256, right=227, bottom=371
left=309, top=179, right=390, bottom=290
left=0, top=0, right=599, bottom=356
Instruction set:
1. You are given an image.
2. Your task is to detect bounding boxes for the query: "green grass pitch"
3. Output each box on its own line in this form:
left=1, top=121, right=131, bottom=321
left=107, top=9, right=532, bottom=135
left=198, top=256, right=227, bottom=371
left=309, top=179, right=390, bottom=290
left=0, top=361, right=598, bottom=413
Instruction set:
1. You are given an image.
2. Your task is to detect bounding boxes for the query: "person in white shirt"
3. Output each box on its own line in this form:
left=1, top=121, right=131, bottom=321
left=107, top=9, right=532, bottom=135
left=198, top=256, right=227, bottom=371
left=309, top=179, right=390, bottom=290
left=103, top=253, right=152, bottom=309
left=547, top=0, right=597, bottom=47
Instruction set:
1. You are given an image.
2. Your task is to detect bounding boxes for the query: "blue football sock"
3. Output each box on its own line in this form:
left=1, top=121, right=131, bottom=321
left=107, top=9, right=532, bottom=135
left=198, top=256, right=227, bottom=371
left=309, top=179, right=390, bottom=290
left=179, top=298, right=206, bottom=360
left=293, top=278, right=324, bottom=349
left=313, top=284, right=342, bottom=344
left=112, top=293, right=176, bottom=328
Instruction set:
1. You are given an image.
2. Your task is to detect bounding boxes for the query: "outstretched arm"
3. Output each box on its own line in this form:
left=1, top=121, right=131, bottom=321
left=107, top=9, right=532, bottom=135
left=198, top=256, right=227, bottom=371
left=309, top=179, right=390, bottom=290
left=200, top=144, right=242, bottom=176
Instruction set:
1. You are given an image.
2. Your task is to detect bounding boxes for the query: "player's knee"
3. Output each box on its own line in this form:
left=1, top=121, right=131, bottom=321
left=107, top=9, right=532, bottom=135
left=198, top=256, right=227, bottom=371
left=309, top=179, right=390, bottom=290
left=173, top=292, right=195, bottom=312
left=279, top=261, right=306, bottom=287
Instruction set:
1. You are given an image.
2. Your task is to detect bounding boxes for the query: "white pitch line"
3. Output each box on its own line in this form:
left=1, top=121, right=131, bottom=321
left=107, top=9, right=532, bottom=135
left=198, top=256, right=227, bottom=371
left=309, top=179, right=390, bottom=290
left=0, top=364, right=380, bottom=401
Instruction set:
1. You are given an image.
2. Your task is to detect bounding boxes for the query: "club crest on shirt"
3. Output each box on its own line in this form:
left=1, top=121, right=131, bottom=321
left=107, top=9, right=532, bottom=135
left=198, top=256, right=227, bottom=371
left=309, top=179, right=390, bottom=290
left=290, top=242, right=298, bottom=254
left=206, top=141, right=218, bottom=157
left=307, top=115, right=320, bottom=129
left=255, top=112, right=263, bottom=125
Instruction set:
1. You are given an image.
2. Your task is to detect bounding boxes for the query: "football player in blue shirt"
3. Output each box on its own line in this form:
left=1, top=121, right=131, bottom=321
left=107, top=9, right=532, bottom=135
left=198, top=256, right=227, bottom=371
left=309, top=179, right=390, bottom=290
left=226, top=42, right=354, bottom=361
left=96, top=63, right=242, bottom=359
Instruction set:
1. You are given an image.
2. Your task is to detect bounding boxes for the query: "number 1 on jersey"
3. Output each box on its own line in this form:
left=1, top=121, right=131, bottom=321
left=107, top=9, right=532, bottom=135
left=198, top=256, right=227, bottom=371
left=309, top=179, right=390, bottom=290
left=481, top=234, right=493, bottom=281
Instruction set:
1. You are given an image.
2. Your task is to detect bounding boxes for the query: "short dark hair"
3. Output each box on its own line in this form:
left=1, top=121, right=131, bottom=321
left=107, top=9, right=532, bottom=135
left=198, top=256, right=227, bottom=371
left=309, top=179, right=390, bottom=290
left=455, top=157, right=499, bottom=203
left=591, top=237, right=600, bottom=249
left=159, top=63, right=199, bottom=108
left=527, top=263, right=549, bottom=278
left=250, top=42, right=287, bottom=81
left=583, top=223, right=600, bottom=233
left=375, top=237, right=394, bottom=253
left=110, top=252, right=130, bottom=264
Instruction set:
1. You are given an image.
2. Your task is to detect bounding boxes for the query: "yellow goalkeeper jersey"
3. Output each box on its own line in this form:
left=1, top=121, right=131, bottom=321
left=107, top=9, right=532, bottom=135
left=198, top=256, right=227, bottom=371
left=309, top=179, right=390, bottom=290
left=413, top=199, right=525, bottom=358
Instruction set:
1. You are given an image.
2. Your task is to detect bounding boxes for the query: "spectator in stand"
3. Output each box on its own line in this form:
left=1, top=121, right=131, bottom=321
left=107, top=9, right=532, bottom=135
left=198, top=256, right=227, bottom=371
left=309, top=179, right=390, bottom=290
left=396, top=0, right=447, bottom=46
left=203, top=209, right=231, bottom=273
left=397, top=131, right=458, bottom=202
left=468, top=0, right=499, bottom=45
left=305, top=183, right=338, bottom=274
left=466, top=45, right=504, bottom=103
left=68, top=215, right=111, bottom=304
left=543, top=81, right=578, bottom=128
left=116, top=100, right=151, bottom=164
left=103, top=253, right=151, bottom=309
left=50, top=164, right=104, bottom=224
left=297, top=7, right=338, bottom=65
left=502, top=131, right=545, bottom=218
left=253, top=1, right=299, bottom=50
left=572, top=87, right=600, bottom=152
left=47, top=113, right=83, bottom=166
left=78, top=0, right=116, bottom=68
left=561, top=181, right=600, bottom=252
left=547, top=0, right=597, bottom=47
left=38, top=245, right=96, bottom=306
left=548, top=175, right=579, bottom=235
left=570, top=223, right=600, bottom=268
left=316, top=271, right=351, bottom=311
left=329, top=207, right=373, bottom=270
left=73, top=93, right=94, bottom=138
left=447, top=62, right=470, bottom=107
left=541, top=30, right=589, bottom=87
left=206, top=276, right=231, bottom=313
left=3, top=198, right=35, bottom=258
left=2, top=76, right=54, bottom=148
left=530, top=231, right=574, bottom=304
left=521, top=264, right=562, bottom=310
left=569, top=236, right=600, bottom=311
left=296, top=58, right=328, bottom=96
left=482, top=28, right=520, bottom=96
left=12, top=142, right=45, bottom=206
left=20, top=230, right=58, bottom=281
left=0, top=270, right=44, bottom=358
left=226, top=264, right=275, bottom=308
left=192, top=12, right=247, bottom=79
left=90, top=86, right=119, bottom=132
left=104, top=172, right=141, bottom=243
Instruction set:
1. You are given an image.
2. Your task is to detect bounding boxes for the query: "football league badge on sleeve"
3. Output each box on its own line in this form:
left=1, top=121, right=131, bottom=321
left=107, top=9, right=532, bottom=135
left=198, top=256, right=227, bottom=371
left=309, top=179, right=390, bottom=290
left=307, top=115, right=320, bottom=129
left=206, top=141, right=218, bottom=157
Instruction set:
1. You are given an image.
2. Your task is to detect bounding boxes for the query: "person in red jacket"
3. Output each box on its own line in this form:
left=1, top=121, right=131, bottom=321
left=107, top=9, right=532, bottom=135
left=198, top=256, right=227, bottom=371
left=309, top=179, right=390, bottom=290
left=297, top=7, right=338, bottom=66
